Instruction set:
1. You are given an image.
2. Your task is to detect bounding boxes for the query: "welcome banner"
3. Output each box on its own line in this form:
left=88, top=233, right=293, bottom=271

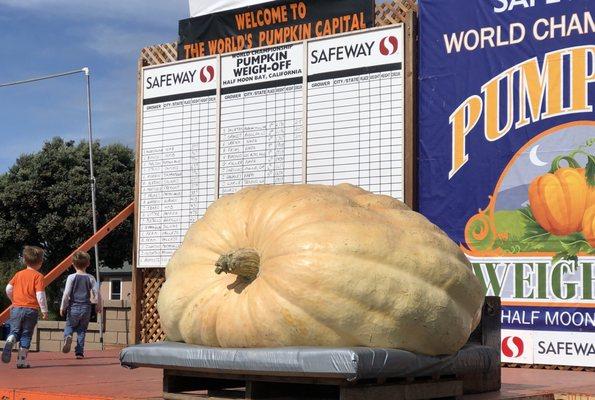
left=179, top=0, right=374, bottom=59
left=418, top=0, right=594, bottom=367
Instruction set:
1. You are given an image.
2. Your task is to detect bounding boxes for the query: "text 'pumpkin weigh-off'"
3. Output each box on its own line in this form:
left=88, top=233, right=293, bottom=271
left=157, top=184, right=484, bottom=356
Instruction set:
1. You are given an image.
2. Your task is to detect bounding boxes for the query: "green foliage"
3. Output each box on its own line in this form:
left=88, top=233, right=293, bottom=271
left=0, top=137, right=134, bottom=314
left=586, top=154, right=595, bottom=187
left=552, top=234, right=595, bottom=264
left=0, top=260, right=21, bottom=311
left=493, top=207, right=595, bottom=261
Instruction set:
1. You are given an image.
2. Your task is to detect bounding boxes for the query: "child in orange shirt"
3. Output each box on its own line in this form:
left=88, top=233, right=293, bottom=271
left=2, top=246, right=48, bottom=368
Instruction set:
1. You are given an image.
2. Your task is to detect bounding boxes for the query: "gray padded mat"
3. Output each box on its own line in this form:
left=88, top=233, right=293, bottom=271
left=120, top=342, right=498, bottom=382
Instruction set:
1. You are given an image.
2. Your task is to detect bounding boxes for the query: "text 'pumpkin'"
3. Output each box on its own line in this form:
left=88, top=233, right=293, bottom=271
left=157, top=184, right=484, bottom=356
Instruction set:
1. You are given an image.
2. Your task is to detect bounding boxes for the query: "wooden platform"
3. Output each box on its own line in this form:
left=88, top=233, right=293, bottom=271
left=120, top=298, right=498, bottom=400
left=0, top=350, right=594, bottom=399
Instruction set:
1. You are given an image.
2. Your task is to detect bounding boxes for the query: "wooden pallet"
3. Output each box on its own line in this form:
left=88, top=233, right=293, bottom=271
left=162, top=371, right=464, bottom=400
left=159, top=298, right=500, bottom=400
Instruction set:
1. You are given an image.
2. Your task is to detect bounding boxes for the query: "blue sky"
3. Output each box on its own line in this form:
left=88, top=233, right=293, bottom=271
left=0, top=0, right=188, bottom=172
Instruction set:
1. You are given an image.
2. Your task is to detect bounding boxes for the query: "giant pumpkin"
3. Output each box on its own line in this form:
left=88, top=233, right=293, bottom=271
left=157, top=184, right=484, bottom=356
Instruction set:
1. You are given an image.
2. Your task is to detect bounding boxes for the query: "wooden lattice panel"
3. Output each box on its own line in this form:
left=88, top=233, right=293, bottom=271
left=140, top=42, right=177, bottom=67
left=140, top=268, right=166, bottom=343
left=376, top=0, right=418, bottom=26
left=136, top=0, right=417, bottom=344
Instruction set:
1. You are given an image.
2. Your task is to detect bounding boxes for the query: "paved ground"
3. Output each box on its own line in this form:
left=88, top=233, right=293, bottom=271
left=0, top=350, right=593, bottom=399
left=0, top=349, right=162, bottom=399
left=470, top=368, right=595, bottom=399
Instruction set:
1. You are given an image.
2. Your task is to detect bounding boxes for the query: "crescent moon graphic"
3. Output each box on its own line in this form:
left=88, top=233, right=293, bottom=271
left=529, top=145, right=547, bottom=167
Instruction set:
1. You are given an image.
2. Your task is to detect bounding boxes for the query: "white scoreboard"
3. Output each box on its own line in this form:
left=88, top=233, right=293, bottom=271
left=137, top=25, right=406, bottom=268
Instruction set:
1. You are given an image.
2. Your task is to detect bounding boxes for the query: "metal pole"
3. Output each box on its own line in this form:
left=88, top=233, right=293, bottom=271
left=84, top=67, right=104, bottom=351
left=0, top=69, right=83, bottom=88
left=1, top=68, right=105, bottom=350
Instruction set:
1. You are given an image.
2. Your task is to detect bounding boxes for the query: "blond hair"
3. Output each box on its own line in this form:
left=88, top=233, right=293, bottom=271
left=23, top=246, right=44, bottom=266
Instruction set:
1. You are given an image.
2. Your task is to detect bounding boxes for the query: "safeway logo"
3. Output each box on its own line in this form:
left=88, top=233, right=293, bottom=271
left=502, top=336, right=524, bottom=358
left=199, top=65, right=215, bottom=83
left=379, top=36, right=398, bottom=56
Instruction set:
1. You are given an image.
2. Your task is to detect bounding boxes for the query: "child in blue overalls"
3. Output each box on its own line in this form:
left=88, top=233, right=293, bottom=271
left=60, top=251, right=102, bottom=358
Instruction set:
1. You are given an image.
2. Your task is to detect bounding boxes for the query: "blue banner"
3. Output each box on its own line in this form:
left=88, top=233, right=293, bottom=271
left=502, top=305, right=595, bottom=332
left=418, top=0, right=595, bottom=249
left=418, top=0, right=595, bottom=366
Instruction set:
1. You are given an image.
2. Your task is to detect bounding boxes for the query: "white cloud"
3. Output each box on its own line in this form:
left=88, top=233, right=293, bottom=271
left=84, top=24, right=175, bottom=57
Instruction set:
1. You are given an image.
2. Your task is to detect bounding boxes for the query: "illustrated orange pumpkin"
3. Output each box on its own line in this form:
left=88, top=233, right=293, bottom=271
left=582, top=205, right=595, bottom=247
left=529, top=167, right=589, bottom=236
left=588, top=182, right=595, bottom=209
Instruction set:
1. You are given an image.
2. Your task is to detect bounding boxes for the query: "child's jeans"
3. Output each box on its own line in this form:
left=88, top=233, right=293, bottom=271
left=64, top=304, right=92, bottom=356
left=7, top=307, right=39, bottom=349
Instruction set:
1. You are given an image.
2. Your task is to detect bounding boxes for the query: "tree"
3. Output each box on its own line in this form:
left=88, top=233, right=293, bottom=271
left=0, top=137, right=134, bottom=314
left=0, top=260, right=21, bottom=312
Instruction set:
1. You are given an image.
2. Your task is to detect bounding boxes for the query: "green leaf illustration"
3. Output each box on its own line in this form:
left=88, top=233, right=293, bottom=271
left=586, top=154, right=595, bottom=187
left=493, top=207, right=595, bottom=260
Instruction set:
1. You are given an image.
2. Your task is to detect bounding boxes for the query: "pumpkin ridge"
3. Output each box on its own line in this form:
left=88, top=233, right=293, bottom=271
left=199, top=218, right=237, bottom=251
left=244, top=187, right=327, bottom=248
left=178, top=278, right=228, bottom=346
left=248, top=277, right=350, bottom=346
left=247, top=186, right=364, bottom=239
left=263, top=266, right=399, bottom=327
left=257, top=272, right=363, bottom=345
left=248, top=195, right=398, bottom=258
left=243, top=280, right=271, bottom=344
left=214, top=281, right=254, bottom=346
left=158, top=267, right=228, bottom=341
left=261, top=265, right=461, bottom=353
left=205, top=285, right=235, bottom=346
left=265, top=248, right=481, bottom=322
left=258, top=211, right=399, bottom=258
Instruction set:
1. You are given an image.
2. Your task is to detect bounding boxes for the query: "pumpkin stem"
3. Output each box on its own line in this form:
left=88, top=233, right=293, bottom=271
left=214, top=248, right=260, bottom=281
left=549, top=155, right=580, bottom=173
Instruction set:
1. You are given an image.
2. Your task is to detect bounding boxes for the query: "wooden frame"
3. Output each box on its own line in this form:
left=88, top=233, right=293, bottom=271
left=132, top=1, right=419, bottom=345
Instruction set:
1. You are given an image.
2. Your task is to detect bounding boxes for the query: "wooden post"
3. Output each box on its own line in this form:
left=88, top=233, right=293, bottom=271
left=131, top=55, right=145, bottom=344
left=132, top=43, right=177, bottom=344
left=462, top=296, right=501, bottom=394
left=404, top=10, right=418, bottom=210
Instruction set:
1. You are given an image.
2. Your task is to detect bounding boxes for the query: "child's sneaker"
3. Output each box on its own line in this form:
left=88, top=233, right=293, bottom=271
left=75, top=354, right=84, bottom=359
left=16, top=348, right=29, bottom=369
left=2, top=335, right=15, bottom=363
left=62, top=336, right=72, bottom=353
